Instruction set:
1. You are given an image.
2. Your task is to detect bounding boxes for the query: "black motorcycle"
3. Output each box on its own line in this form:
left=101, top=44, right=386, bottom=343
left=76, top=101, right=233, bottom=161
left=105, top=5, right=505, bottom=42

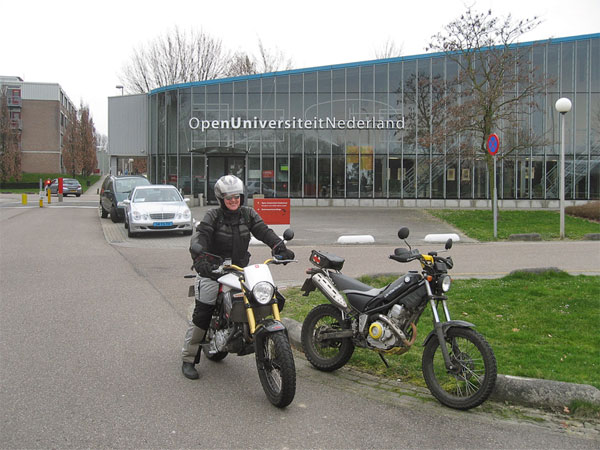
left=300, top=227, right=497, bottom=410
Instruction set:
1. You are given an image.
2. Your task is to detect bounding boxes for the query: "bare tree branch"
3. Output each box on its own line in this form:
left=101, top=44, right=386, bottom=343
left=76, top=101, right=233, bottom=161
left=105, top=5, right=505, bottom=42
left=422, top=7, right=553, bottom=207
left=119, top=27, right=230, bottom=93
left=375, top=38, right=403, bottom=59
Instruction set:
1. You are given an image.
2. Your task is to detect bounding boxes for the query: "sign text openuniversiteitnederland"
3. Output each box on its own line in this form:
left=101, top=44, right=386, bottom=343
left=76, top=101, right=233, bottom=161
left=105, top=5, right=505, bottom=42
left=189, top=116, right=405, bottom=132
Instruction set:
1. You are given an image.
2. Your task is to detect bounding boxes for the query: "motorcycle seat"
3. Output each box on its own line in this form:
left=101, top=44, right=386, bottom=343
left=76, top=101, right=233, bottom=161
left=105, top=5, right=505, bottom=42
left=330, top=272, right=385, bottom=312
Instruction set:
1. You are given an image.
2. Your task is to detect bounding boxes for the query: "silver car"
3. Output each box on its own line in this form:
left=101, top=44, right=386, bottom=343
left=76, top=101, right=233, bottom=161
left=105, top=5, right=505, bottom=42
left=120, top=185, right=193, bottom=238
left=47, top=178, right=82, bottom=197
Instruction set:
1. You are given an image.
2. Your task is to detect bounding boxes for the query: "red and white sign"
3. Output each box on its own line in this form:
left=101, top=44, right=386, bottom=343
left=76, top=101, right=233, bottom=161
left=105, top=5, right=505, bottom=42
left=254, top=198, right=290, bottom=225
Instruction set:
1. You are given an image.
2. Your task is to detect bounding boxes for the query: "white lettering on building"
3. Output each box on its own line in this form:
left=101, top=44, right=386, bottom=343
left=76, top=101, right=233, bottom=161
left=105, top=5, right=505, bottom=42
left=188, top=116, right=405, bottom=131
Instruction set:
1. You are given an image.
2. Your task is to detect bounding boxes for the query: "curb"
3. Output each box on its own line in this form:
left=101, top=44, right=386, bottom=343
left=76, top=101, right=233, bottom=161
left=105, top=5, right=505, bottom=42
left=281, top=317, right=600, bottom=410
left=337, top=235, right=375, bottom=244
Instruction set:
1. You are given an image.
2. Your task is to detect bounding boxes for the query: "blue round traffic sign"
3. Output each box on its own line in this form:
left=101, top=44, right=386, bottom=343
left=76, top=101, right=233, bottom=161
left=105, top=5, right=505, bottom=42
left=487, top=134, right=500, bottom=155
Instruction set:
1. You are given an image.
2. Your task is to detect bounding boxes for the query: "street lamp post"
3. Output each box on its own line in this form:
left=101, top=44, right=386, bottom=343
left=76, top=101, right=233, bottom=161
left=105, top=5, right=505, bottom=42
left=115, top=85, right=124, bottom=96
left=555, top=97, right=572, bottom=240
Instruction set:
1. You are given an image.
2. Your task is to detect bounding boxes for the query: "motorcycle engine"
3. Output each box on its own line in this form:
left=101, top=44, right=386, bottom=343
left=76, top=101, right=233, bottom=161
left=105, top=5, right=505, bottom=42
left=366, top=304, right=410, bottom=350
left=214, top=328, right=231, bottom=352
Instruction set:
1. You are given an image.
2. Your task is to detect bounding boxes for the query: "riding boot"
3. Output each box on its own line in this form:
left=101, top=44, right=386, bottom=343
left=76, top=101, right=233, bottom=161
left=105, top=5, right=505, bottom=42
left=181, top=323, right=207, bottom=380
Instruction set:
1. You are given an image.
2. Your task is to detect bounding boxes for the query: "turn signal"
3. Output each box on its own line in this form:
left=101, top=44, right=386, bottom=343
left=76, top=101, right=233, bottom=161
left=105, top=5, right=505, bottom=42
left=426, top=275, right=433, bottom=282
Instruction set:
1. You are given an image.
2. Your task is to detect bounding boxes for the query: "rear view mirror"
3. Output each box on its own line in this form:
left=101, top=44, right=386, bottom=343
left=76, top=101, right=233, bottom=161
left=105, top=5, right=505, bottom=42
left=283, top=229, right=294, bottom=241
left=445, top=238, right=453, bottom=250
left=398, top=227, right=409, bottom=240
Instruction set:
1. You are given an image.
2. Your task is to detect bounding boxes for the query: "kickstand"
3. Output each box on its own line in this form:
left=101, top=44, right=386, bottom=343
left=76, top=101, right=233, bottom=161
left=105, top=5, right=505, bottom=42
left=378, top=352, right=390, bottom=369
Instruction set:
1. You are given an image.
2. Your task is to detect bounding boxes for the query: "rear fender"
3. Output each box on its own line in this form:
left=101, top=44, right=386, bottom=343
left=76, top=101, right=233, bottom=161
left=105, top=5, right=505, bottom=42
left=422, top=320, right=475, bottom=347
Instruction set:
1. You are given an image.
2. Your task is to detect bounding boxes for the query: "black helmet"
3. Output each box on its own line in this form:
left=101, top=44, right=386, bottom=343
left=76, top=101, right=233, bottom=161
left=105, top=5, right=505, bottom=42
left=214, top=175, right=245, bottom=206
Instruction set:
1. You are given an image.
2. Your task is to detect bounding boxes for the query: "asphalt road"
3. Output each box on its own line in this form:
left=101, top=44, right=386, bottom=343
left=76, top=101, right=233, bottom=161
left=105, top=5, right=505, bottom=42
left=1, top=196, right=599, bottom=448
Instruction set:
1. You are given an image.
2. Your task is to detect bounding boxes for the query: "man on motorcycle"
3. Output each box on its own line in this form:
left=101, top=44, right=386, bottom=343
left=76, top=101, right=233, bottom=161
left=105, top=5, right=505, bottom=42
left=181, top=175, right=295, bottom=380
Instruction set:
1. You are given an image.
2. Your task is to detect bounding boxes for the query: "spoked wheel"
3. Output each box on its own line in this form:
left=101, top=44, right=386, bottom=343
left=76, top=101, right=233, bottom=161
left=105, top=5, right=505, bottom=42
left=422, top=327, right=497, bottom=410
left=256, top=330, right=296, bottom=408
left=301, top=304, right=355, bottom=372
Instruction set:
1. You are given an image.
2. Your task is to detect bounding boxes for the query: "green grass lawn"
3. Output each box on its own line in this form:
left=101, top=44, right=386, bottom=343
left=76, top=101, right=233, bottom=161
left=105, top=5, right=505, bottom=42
left=427, top=209, right=600, bottom=241
left=282, top=271, right=600, bottom=389
left=0, top=173, right=100, bottom=194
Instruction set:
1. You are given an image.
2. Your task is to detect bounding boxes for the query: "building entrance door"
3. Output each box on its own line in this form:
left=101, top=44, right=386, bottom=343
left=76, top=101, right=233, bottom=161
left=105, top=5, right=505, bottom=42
left=207, top=155, right=245, bottom=204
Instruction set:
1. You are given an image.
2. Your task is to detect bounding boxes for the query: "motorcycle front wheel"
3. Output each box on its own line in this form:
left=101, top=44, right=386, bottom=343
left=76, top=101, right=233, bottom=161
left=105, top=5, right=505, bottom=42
left=256, top=330, right=296, bottom=408
left=301, top=304, right=355, bottom=372
left=422, top=327, right=497, bottom=410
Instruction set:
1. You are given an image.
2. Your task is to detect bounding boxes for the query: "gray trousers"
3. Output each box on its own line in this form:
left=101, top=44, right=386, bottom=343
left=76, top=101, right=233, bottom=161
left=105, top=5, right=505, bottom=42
left=181, top=275, right=219, bottom=363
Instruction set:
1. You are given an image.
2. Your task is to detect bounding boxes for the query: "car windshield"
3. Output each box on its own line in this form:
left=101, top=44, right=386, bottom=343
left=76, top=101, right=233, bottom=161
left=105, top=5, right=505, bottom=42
left=133, top=188, right=181, bottom=203
left=116, top=179, right=144, bottom=193
left=64, top=179, right=79, bottom=184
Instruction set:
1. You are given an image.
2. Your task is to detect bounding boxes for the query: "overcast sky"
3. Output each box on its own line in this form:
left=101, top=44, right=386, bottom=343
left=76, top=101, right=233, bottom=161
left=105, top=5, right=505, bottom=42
left=1, top=0, right=598, bottom=136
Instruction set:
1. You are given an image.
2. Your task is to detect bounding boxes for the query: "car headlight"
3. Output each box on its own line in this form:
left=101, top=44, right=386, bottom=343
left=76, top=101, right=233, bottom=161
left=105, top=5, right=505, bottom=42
left=252, top=281, right=274, bottom=305
left=440, top=275, right=452, bottom=292
left=176, top=208, right=191, bottom=219
left=132, top=210, right=148, bottom=221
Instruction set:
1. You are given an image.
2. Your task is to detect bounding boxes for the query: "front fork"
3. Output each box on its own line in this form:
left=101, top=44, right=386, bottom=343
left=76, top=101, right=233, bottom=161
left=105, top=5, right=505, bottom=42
left=425, top=279, right=457, bottom=372
left=243, top=294, right=282, bottom=336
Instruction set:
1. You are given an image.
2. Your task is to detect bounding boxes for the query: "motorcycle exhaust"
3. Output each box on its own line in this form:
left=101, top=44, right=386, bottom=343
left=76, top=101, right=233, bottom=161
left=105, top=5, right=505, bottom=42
left=375, top=314, right=417, bottom=351
left=312, top=273, right=349, bottom=311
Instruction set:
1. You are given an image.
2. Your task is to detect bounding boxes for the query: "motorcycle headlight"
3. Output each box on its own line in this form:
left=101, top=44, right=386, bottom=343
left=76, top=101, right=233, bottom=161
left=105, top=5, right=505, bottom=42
left=440, top=275, right=452, bottom=292
left=252, top=281, right=274, bottom=305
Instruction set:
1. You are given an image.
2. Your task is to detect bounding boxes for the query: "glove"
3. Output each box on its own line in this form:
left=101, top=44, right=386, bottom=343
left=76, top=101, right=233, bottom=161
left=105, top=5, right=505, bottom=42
left=192, top=252, right=223, bottom=278
left=273, top=243, right=295, bottom=260
left=193, top=257, right=213, bottom=277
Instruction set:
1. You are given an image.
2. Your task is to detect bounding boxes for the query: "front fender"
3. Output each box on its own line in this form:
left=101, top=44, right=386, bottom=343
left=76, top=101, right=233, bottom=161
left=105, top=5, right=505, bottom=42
left=254, top=319, right=287, bottom=339
left=422, top=320, right=475, bottom=347
left=254, top=319, right=288, bottom=360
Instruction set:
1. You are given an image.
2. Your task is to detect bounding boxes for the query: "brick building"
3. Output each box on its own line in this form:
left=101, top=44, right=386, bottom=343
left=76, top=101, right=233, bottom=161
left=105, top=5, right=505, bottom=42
left=0, top=76, right=76, bottom=173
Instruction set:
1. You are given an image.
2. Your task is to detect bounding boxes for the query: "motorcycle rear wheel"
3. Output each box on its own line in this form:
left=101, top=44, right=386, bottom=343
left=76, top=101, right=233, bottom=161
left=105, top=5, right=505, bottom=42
left=301, top=304, right=355, bottom=372
left=422, top=327, right=497, bottom=410
left=256, top=330, right=296, bottom=408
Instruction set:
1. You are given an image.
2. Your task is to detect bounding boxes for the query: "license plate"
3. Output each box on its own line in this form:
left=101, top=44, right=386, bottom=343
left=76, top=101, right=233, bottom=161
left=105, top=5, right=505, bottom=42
left=153, top=221, right=173, bottom=227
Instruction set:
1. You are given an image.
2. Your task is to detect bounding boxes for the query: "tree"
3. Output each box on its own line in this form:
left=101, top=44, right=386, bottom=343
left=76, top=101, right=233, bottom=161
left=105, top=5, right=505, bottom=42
left=119, top=27, right=230, bottom=93
left=78, top=106, right=97, bottom=176
left=62, top=108, right=81, bottom=176
left=425, top=7, right=552, bottom=208
left=375, top=38, right=403, bottom=59
left=225, top=39, right=294, bottom=77
left=62, top=105, right=97, bottom=176
left=0, top=89, right=21, bottom=182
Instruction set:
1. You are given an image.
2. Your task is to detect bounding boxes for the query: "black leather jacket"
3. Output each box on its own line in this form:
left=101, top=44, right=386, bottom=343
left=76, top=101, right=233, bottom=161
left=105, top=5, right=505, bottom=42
left=190, top=206, right=280, bottom=267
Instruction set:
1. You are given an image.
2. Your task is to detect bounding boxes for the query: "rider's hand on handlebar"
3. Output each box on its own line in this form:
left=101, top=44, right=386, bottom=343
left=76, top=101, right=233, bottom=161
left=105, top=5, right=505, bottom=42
left=193, top=257, right=213, bottom=277
left=273, top=244, right=295, bottom=261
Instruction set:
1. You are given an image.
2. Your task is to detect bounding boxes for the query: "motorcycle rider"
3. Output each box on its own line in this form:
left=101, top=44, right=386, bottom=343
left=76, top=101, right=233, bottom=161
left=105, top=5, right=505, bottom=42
left=181, top=175, right=295, bottom=379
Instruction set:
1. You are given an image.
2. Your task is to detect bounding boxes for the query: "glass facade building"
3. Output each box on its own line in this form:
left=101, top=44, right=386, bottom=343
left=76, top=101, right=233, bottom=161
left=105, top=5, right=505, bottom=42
left=148, top=33, right=599, bottom=206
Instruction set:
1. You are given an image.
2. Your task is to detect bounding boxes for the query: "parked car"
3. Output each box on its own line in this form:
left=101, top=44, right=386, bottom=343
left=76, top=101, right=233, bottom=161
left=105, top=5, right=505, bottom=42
left=246, top=181, right=275, bottom=197
left=47, top=178, right=82, bottom=197
left=119, top=185, right=193, bottom=238
left=99, top=175, right=151, bottom=223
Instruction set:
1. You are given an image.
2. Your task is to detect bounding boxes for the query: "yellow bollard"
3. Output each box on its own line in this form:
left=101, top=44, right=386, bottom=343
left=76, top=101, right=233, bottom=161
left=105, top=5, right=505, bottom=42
left=47, top=188, right=51, bottom=204
left=39, top=191, right=44, bottom=208
left=21, top=194, right=27, bottom=205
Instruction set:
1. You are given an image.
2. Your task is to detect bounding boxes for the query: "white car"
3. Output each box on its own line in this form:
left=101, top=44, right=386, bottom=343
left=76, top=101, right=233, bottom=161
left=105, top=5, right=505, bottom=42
left=119, top=185, right=193, bottom=238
